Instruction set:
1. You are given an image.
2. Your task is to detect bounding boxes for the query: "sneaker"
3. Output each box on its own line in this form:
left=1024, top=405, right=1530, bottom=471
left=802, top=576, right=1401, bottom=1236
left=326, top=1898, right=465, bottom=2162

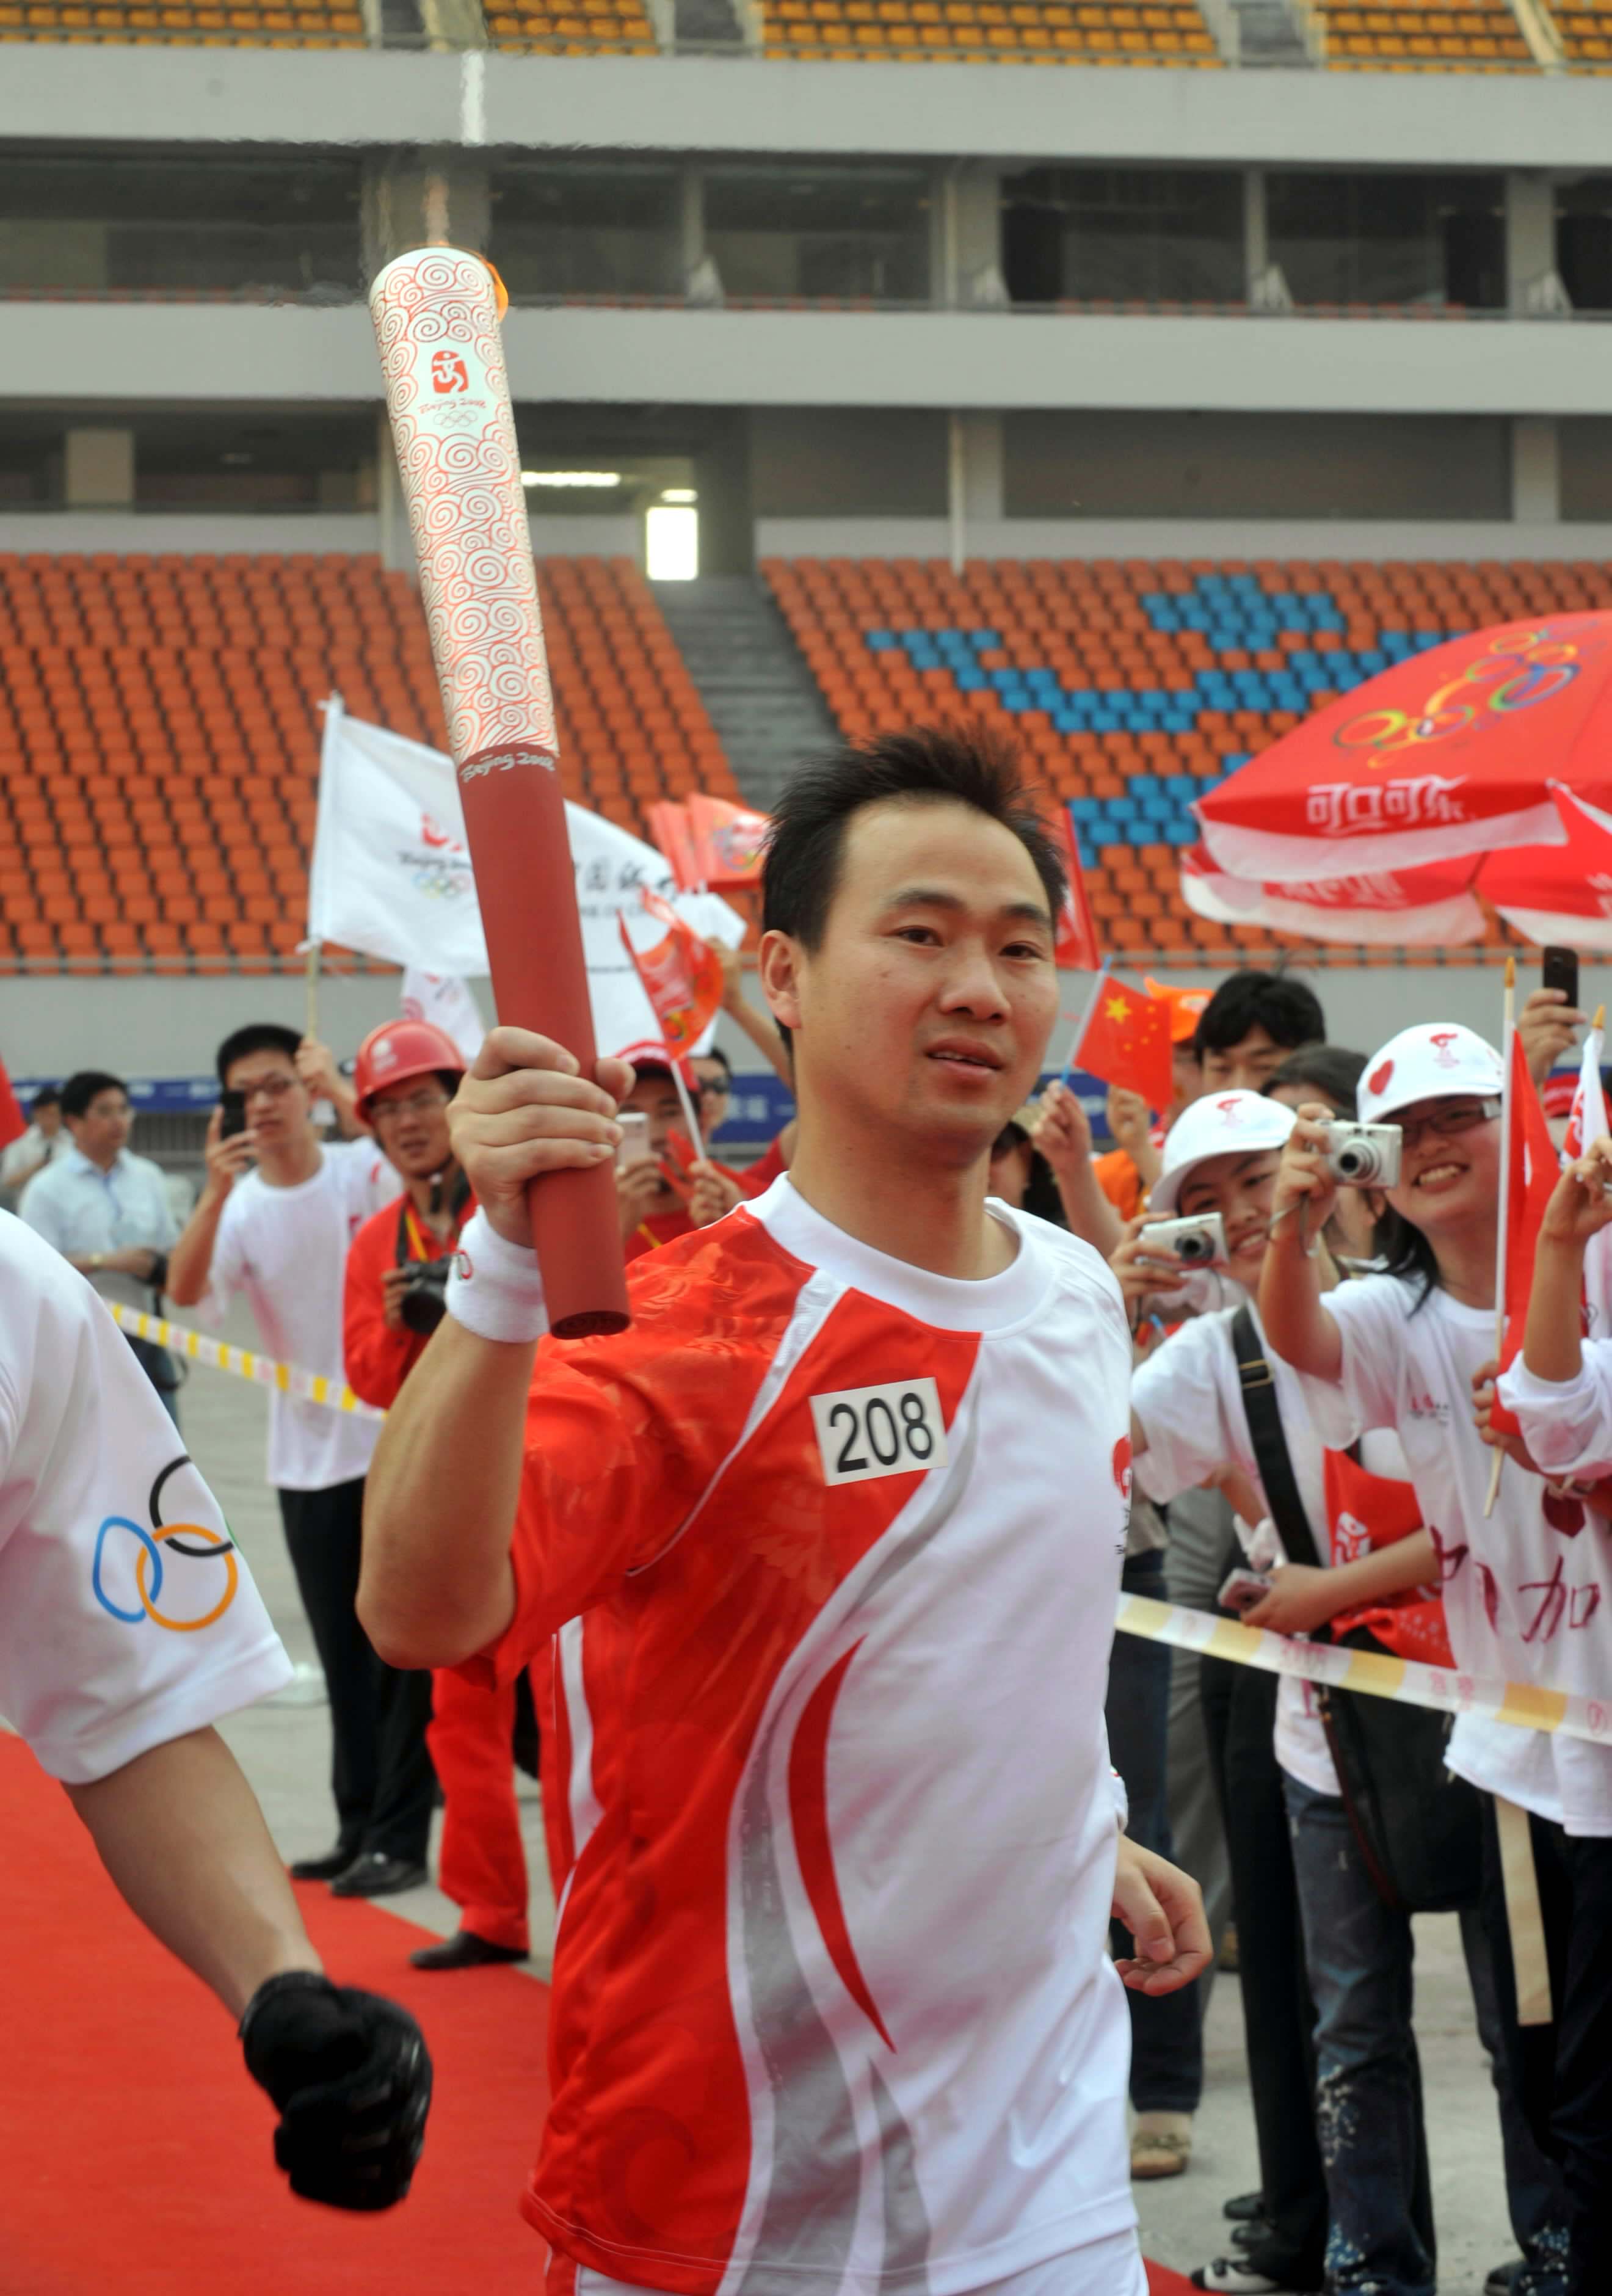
left=1484, top=2269, right=1520, bottom=2295
left=1131, top=2110, right=1193, bottom=2179
left=1189, top=2263, right=1316, bottom=2294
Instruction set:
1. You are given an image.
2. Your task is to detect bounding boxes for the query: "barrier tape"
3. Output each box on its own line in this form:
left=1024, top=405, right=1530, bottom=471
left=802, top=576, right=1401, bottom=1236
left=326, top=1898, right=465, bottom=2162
left=106, top=1301, right=385, bottom=1423
left=111, top=1301, right=1609, bottom=1747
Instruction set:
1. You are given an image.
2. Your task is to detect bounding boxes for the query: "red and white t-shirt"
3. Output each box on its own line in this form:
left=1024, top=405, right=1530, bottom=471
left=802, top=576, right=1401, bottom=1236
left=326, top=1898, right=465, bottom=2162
left=469, top=1178, right=1141, bottom=2296
left=1298, top=1275, right=1612, bottom=1837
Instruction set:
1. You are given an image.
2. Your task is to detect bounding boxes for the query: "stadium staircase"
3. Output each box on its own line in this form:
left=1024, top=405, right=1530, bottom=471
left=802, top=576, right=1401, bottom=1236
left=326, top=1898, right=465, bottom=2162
left=652, top=575, right=840, bottom=815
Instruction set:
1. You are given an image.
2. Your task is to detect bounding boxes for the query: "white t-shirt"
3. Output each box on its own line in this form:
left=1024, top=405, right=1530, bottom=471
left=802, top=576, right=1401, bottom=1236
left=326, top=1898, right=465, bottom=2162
left=0, top=1212, right=291, bottom=1784
left=476, top=1182, right=1140, bottom=2296
left=200, top=1139, right=396, bottom=1492
left=1133, top=1302, right=1346, bottom=1796
left=1299, top=1276, right=1612, bottom=1837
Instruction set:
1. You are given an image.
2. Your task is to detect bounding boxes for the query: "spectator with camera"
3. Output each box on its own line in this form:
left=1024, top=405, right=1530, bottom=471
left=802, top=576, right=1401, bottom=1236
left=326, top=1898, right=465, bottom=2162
left=1262, top=1020, right=1607, bottom=2295
left=167, top=1022, right=433, bottom=1900
left=341, top=1019, right=534, bottom=1974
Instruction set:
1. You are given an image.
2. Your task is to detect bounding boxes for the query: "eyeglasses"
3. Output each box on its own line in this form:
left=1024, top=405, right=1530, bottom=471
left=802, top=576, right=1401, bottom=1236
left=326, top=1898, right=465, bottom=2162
left=1397, top=1097, right=1501, bottom=1152
left=240, top=1075, right=299, bottom=1106
left=370, top=1088, right=451, bottom=1126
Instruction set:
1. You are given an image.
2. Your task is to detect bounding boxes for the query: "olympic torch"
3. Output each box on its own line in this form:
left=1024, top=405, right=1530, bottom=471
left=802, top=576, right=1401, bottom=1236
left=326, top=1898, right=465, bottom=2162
left=369, top=247, right=628, bottom=1337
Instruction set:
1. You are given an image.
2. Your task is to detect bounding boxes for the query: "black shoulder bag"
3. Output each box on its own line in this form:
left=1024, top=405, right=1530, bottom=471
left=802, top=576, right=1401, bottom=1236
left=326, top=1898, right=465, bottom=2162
left=1229, top=1306, right=1481, bottom=1915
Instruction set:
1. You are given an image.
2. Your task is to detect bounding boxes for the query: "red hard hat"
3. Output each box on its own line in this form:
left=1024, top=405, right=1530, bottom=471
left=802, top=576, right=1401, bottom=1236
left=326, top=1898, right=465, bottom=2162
left=353, top=1020, right=467, bottom=1124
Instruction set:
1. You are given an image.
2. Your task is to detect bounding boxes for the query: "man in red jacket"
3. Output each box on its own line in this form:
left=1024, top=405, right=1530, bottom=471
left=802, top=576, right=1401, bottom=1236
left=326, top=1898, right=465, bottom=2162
left=343, top=1019, right=537, bottom=1972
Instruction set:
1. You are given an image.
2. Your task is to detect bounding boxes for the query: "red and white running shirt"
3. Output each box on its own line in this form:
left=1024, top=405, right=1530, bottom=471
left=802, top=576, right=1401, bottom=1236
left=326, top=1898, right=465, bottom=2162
left=471, top=1178, right=1139, bottom=2296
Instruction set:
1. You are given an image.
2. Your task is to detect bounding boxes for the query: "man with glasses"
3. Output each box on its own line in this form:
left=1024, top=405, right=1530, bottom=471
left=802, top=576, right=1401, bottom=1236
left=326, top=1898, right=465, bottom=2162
left=168, top=1023, right=426, bottom=1895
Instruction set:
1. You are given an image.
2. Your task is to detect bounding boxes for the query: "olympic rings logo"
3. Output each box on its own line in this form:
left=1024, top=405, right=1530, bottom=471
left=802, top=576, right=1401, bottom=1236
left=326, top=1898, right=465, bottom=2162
left=92, top=1456, right=240, bottom=1635
left=1334, top=626, right=1583, bottom=762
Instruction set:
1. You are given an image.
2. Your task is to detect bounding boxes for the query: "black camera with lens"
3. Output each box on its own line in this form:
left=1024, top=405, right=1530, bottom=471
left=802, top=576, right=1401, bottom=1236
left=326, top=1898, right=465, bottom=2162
left=396, top=1257, right=452, bottom=1335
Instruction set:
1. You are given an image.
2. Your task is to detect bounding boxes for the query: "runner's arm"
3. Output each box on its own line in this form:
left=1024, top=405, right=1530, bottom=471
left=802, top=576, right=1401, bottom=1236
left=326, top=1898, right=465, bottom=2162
left=1257, top=1106, right=1344, bottom=1381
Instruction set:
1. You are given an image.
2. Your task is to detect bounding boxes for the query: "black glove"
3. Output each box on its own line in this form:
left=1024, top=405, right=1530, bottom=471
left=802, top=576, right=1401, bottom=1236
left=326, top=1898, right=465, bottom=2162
left=239, top=1971, right=432, bottom=2211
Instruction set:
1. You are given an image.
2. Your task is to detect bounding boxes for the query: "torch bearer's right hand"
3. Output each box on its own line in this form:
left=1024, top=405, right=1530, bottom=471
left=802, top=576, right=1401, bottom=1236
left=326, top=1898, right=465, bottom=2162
left=449, top=1027, right=633, bottom=1251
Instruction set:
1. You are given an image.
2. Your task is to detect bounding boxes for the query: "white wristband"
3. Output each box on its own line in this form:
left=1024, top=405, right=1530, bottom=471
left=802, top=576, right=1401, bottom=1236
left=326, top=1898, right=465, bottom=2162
left=445, top=1209, right=550, bottom=1345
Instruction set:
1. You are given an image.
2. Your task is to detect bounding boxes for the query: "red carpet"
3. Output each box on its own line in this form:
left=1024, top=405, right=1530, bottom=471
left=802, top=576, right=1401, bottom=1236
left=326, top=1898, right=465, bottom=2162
left=2, top=1737, right=1193, bottom=2295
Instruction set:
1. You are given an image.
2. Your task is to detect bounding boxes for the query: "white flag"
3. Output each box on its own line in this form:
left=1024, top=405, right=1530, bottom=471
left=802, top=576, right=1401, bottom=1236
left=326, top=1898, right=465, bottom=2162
left=1564, top=1022, right=1612, bottom=1343
left=308, top=700, right=742, bottom=1058
left=400, top=969, right=486, bottom=1065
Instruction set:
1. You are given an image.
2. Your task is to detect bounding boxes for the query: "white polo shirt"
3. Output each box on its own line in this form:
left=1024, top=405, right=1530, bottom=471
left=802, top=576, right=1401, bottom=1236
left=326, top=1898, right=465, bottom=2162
left=0, top=1213, right=291, bottom=1786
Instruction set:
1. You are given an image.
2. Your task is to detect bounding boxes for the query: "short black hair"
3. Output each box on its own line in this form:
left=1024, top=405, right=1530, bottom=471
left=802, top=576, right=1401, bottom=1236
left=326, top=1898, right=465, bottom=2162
left=762, top=725, right=1066, bottom=956
left=1194, top=970, right=1326, bottom=1061
left=60, top=1070, right=128, bottom=1120
left=217, top=1022, right=301, bottom=1088
left=29, top=1086, right=60, bottom=1116
left=1264, top=1044, right=1366, bottom=1119
left=695, top=1047, right=732, bottom=1084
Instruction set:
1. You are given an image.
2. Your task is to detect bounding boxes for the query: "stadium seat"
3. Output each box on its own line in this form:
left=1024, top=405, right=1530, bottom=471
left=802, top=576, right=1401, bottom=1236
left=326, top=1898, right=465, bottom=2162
left=0, top=554, right=734, bottom=972
left=761, top=0, right=1219, bottom=56
left=1315, top=0, right=1534, bottom=64
left=1538, top=0, right=1612, bottom=60
left=0, top=0, right=365, bottom=38
left=760, top=551, right=1612, bottom=961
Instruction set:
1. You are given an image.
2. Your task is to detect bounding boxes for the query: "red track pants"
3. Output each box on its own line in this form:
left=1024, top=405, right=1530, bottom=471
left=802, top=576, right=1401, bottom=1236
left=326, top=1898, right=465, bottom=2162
left=427, top=1665, right=530, bottom=1953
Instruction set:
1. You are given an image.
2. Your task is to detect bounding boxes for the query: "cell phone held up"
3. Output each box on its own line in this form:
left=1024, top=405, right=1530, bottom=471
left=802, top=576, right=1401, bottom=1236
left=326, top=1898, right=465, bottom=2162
left=1141, top=1211, right=1226, bottom=1268
left=614, top=1110, right=652, bottom=1169
left=1542, top=945, right=1580, bottom=1013
left=219, top=1089, right=249, bottom=1141
left=1218, top=1567, right=1273, bottom=1616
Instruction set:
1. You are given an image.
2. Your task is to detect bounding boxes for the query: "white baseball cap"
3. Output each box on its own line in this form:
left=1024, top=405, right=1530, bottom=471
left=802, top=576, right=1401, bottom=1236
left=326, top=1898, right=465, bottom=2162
left=1149, top=1089, right=1297, bottom=1216
left=1357, top=1024, right=1504, bottom=1127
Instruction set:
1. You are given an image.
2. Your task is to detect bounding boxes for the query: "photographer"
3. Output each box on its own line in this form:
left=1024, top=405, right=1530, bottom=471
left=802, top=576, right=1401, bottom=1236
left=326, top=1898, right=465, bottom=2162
left=343, top=1020, right=530, bottom=1974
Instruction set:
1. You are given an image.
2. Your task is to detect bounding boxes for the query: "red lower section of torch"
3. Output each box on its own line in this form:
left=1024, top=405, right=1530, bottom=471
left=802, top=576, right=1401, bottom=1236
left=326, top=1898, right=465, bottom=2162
left=459, top=743, right=630, bottom=1339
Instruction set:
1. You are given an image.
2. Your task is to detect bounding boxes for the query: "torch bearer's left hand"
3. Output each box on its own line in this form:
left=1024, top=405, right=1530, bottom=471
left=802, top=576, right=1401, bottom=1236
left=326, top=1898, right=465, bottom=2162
left=450, top=1026, right=633, bottom=1250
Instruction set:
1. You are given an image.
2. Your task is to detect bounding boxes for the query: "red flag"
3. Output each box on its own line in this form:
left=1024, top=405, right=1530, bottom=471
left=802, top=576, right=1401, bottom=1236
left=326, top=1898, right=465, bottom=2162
left=1490, top=1027, right=1562, bottom=1437
left=1054, top=806, right=1102, bottom=973
left=1075, top=975, right=1174, bottom=1113
left=645, top=801, right=701, bottom=895
left=688, top=793, right=769, bottom=890
left=0, top=1053, right=25, bottom=1153
left=618, top=888, right=725, bottom=1060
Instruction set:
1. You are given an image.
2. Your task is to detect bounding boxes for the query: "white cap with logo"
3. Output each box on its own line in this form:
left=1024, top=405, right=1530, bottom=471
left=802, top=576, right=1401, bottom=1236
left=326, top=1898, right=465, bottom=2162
left=1149, top=1088, right=1298, bottom=1216
left=1357, top=1025, right=1504, bottom=1127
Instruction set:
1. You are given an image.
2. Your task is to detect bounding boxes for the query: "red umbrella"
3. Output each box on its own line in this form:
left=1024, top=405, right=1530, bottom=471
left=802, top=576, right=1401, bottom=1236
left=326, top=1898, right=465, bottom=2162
left=1194, top=616, right=1612, bottom=879
left=1181, top=789, right=1612, bottom=953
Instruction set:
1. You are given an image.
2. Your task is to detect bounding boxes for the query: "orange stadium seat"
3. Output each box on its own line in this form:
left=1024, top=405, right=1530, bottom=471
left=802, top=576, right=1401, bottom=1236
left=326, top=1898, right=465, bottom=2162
left=482, top=0, right=659, bottom=51
left=1315, top=0, right=1533, bottom=64
left=761, top=0, right=1220, bottom=57
left=1539, top=0, right=1612, bottom=59
left=0, top=554, right=735, bottom=972
left=0, top=0, right=365, bottom=37
left=760, top=551, right=1612, bottom=963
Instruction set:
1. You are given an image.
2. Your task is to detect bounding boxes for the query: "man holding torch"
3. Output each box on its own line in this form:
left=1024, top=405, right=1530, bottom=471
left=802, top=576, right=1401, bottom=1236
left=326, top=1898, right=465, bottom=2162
left=361, top=725, right=1207, bottom=2296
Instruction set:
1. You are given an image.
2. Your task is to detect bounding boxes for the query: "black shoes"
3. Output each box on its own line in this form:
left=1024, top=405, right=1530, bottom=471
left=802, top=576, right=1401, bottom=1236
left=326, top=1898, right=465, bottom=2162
left=329, top=1853, right=429, bottom=1899
left=289, top=1841, right=363, bottom=1883
left=410, top=1930, right=529, bottom=1972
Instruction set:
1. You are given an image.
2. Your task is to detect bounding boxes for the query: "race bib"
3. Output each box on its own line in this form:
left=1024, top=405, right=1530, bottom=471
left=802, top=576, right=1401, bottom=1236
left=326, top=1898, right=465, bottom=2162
left=810, top=1378, right=948, bottom=1487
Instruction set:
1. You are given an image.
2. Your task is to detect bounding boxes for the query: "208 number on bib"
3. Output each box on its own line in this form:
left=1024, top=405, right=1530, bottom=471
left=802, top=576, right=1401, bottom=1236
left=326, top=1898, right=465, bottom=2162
left=810, top=1378, right=948, bottom=1487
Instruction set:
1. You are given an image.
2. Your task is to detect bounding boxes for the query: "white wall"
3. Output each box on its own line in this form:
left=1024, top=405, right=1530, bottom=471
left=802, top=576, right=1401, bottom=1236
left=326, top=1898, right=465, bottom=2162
left=3, top=45, right=1611, bottom=171
left=757, top=515, right=1612, bottom=559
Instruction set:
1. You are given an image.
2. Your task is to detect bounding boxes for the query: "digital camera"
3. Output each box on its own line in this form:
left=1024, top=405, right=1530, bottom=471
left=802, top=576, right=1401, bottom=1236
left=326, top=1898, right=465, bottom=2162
left=1323, top=1121, right=1402, bottom=1188
left=1141, top=1212, right=1227, bottom=1268
left=397, top=1257, right=452, bottom=1336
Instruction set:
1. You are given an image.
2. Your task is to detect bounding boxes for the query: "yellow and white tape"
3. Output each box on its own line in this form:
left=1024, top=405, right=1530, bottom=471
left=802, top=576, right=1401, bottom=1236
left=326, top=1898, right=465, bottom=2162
left=1117, top=1589, right=1612, bottom=1749
left=112, top=1299, right=1610, bottom=1747
left=107, top=1301, right=385, bottom=1423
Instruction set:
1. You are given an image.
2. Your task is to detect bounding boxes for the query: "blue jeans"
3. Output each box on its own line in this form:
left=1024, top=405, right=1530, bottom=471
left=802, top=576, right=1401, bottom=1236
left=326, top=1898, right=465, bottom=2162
left=1284, top=1774, right=1434, bottom=2296
left=1106, top=1547, right=1204, bottom=2115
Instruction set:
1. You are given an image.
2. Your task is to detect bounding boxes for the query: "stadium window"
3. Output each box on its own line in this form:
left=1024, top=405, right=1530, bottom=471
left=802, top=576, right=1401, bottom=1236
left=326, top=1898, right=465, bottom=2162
left=702, top=164, right=931, bottom=304
left=646, top=506, right=699, bottom=581
left=999, top=167, right=1243, bottom=308
left=489, top=161, right=683, bottom=302
left=1266, top=171, right=1505, bottom=313
left=1556, top=179, right=1612, bottom=314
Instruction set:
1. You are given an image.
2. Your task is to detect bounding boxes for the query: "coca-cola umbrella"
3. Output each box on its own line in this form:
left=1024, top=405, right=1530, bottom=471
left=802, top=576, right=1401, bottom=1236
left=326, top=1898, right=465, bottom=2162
left=1194, top=616, right=1612, bottom=880
left=1180, top=788, right=1612, bottom=953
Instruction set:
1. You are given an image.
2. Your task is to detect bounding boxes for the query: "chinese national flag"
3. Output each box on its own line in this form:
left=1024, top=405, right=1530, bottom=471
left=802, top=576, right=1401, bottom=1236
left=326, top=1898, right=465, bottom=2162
left=1489, top=1026, right=1563, bottom=1439
left=688, top=793, right=769, bottom=890
left=0, top=1053, right=24, bottom=1152
left=1075, top=976, right=1174, bottom=1114
left=645, top=801, right=701, bottom=895
left=618, top=887, right=726, bottom=1059
left=1055, top=805, right=1102, bottom=973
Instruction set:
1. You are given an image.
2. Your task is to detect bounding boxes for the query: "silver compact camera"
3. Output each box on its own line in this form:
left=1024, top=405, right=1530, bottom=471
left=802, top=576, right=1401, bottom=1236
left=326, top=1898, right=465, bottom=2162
left=1322, top=1121, right=1402, bottom=1188
left=1141, top=1212, right=1227, bottom=1267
